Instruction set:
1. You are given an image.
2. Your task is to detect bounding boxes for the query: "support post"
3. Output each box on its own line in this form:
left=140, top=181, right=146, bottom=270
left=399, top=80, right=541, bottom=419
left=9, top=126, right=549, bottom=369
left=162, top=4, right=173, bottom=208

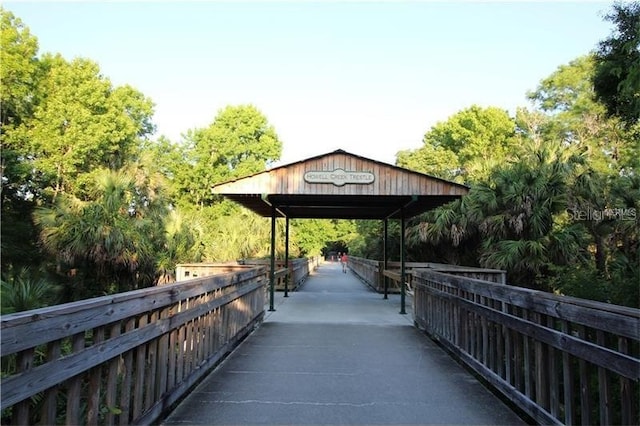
left=269, top=205, right=276, bottom=311
left=383, top=219, right=388, bottom=300
left=400, top=209, right=406, bottom=315
left=284, top=217, right=290, bottom=297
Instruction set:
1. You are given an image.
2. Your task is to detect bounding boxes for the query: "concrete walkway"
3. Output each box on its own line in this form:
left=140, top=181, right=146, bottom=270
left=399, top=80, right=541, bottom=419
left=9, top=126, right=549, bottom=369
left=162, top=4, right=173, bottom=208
left=160, top=262, right=525, bottom=425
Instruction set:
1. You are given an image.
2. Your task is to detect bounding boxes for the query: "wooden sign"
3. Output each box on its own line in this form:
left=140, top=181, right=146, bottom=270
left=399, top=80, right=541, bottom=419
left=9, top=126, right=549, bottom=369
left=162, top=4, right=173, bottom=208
left=304, top=169, right=375, bottom=186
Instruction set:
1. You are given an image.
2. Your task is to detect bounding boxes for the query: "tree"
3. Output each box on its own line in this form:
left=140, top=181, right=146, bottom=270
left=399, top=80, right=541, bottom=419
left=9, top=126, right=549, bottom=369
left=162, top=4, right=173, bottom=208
left=395, top=143, right=459, bottom=182
left=155, top=209, right=204, bottom=284
left=291, top=219, right=335, bottom=257
left=401, top=53, right=638, bottom=301
left=406, top=139, right=586, bottom=289
left=476, top=142, right=586, bottom=288
left=162, top=105, right=283, bottom=266
left=1, top=268, right=60, bottom=314
left=0, top=7, right=40, bottom=129
left=529, top=53, right=639, bottom=284
left=208, top=205, right=274, bottom=261
left=1, top=19, right=157, bottom=279
left=178, top=104, right=282, bottom=208
left=350, top=220, right=403, bottom=261
left=4, top=53, right=155, bottom=202
left=33, top=169, right=167, bottom=298
left=1, top=9, right=44, bottom=275
left=397, top=105, right=518, bottom=183
left=592, top=1, right=640, bottom=127
left=527, top=55, right=633, bottom=173
left=140, top=136, right=188, bottom=205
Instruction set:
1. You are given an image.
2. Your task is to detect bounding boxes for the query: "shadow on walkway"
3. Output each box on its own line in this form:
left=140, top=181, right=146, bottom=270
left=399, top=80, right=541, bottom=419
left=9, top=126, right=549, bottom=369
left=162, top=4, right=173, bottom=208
left=161, top=262, right=525, bottom=425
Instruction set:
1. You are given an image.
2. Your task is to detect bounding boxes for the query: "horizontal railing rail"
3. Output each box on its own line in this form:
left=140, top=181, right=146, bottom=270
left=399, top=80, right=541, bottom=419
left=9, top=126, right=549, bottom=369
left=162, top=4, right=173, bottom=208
left=1, top=266, right=268, bottom=426
left=278, top=257, right=319, bottom=291
left=348, top=256, right=506, bottom=293
left=226, top=256, right=320, bottom=291
left=7, top=255, right=633, bottom=426
left=347, top=256, right=383, bottom=291
left=386, top=261, right=507, bottom=284
left=412, top=269, right=640, bottom=425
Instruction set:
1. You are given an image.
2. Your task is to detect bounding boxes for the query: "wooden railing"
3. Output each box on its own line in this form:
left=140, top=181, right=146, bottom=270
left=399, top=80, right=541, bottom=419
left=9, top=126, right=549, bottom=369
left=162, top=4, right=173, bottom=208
left=6, top=256, right=634, bottom=425
left=287, top=257, right=320, bottom=291
left=1, top=266, right=267, bottom=425
left=224, top=256, right=320, bottom=291
left=348, top=256, right=506, bottom=293
left=347, top=257, right=381, bottom=290
left=244, top=257, right=319, bottom=291
left=413, top=269, right=640, bottom=425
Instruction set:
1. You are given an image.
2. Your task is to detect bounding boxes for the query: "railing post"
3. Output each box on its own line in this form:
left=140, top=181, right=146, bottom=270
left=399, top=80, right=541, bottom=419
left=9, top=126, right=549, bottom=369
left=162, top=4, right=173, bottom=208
left=269, top=205, right=276, bottom=311
left=284, top=217, right=290, bottom=298
left=383, top=218, right=389, bottom=299
left=400, top=210, right=406, bottom=315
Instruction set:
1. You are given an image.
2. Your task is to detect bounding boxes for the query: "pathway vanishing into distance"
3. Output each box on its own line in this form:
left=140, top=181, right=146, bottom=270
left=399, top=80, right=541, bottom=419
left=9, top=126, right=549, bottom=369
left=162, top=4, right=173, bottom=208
left=161, top=262, right=525, bottom=425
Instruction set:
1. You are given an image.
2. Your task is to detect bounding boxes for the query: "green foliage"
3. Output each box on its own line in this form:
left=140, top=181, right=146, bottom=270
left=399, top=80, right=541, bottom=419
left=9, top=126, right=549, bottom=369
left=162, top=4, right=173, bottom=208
left=0, top=10, right=287, bottom=299
left=285, top=219, right=358, bottom=258
left=176, top=104, right=282, bottom=207
left=1, top=6, right=636, bottom=310
left=527, top=55, right=629, bottom=174
left=5, top=54, right=155, bottom=201
left=207, top=204, right=275, bottom=260
left=396, top=144, right=459, bottom=181
left=593, top=1, right=640, bottom=127
left=398, top=105, right=518, bottom=183
left=33, top=169, right=167, bottom=297
left=0, top=194, right=42, bottom=274
left=549, top=261, right=639, bottom=308
left=408, top=140, right=587, bottom=288
left=350, top=220, right=403, bottom=260
left=155, top=209, right=205, bottom=284
left=399, top=52, right=638, bottom=303
left=291, top=219, right=334, bottom=257
left=528, top=56, right=597, bottom=114
left=0, top=10, right=165, bottom=295
left=169, top=201, right=288, bottom=265
left=1, top=8, right=43, bottom=275
left=1, top=267, right=60, bottom=314
left=608, top=253, right=640, bottom=308
left=140, top=136, right=186, bottom=203
left=0, top=7, right=40, bottom=128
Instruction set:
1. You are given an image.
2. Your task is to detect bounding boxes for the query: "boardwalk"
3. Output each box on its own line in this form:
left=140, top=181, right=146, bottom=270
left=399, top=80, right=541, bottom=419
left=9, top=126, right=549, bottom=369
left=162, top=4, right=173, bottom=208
left=160, top=262, right=525, bottom=425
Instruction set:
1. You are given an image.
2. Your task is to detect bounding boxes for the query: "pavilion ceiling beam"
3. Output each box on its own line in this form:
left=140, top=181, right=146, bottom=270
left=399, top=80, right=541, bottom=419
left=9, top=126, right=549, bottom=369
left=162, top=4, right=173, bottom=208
left=385, top=195, right=418, bottom=220
left=260, top=194, right=287, bottom=218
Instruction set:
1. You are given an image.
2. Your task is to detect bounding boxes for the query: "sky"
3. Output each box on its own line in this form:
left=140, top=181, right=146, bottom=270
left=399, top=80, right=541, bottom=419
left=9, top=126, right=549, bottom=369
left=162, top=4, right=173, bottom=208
left=5, top=1, right=616, bottom=166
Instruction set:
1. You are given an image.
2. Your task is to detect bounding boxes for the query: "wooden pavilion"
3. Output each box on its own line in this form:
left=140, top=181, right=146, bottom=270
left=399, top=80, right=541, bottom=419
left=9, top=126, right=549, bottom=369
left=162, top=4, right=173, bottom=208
left=211, top=149, right=469, bottom=313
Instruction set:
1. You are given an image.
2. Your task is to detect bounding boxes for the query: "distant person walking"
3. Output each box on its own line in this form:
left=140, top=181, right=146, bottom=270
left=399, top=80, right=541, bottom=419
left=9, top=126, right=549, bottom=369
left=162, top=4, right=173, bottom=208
left=341, top=252, right=348, bottom=273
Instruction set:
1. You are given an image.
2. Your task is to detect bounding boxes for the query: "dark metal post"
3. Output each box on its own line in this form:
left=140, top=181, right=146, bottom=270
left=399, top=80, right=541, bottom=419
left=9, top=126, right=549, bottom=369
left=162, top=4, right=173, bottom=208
left=400, top=209, right=406, bottom=315
left=284, top=217, right=290, bottom=297
left=383, top=219, right=388, bottom=299
left=269, top=205, right=276, bottom=311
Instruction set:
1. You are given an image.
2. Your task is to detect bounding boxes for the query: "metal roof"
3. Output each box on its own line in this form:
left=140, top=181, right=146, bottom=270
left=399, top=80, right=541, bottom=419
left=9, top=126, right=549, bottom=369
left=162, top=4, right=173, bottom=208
left=211, top=150, right=468, bottom=220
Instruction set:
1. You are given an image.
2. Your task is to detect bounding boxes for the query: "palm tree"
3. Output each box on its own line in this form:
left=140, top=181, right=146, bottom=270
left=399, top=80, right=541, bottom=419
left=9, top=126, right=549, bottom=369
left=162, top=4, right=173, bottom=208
left=407, top=139, right=587, bottom=289
left=156, top=209, right=203, bottom=285
left=1, top=267, right=60, bottom=314
left=33, top=168, right=164, bottom=298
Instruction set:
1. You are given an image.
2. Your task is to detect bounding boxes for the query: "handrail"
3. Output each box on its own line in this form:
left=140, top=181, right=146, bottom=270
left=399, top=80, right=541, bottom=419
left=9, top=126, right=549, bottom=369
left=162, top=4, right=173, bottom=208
left=232, top=256, right=320, bottom=291
left=6, top=254, right=634, bottom=425
left=412, top=269, right=640, bottom=425
left=1, top=266, right=268, bottom=425
left=348, top=256, right=507, bottom=293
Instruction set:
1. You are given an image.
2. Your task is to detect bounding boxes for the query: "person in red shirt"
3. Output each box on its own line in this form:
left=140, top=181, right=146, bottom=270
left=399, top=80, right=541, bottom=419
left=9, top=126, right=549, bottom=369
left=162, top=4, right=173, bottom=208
left=341, top=253, right=348, bottom=273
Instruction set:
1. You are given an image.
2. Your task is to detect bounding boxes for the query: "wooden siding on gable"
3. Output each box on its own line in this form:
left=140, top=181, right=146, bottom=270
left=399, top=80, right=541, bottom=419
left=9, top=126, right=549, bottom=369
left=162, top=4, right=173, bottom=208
left=212, top=152, right=467, bottom=197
